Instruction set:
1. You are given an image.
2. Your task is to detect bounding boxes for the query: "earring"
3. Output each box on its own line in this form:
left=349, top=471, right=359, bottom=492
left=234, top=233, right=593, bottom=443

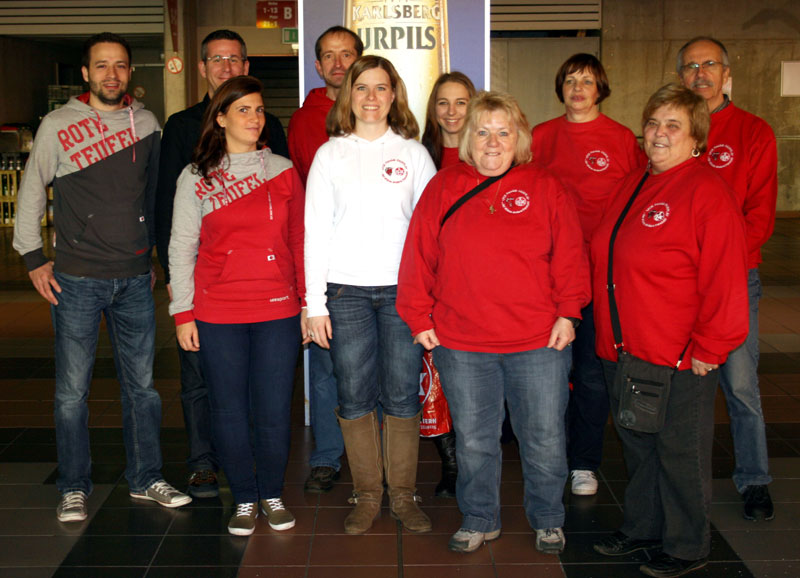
left=691, top=147, right=700, bottom=158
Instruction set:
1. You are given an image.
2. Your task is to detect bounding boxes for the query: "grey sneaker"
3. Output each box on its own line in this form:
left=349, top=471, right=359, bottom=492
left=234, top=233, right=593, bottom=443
left=130, top=480, right=192, bottom=508
left=228, top=502, right=258, bottom=536
left=57, top=491, right=88, bottom=522
left=570, top=470, right=598, bottom=496
left=536, top=527, right=565, bottom=554
left=448, top=528, right=501, bottom=553
left=259, top=497, right=295, bottom=531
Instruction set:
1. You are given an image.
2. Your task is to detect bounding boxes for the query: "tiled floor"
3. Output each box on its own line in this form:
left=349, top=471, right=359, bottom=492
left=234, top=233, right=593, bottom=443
left=0, top=220, right=799, bottom=578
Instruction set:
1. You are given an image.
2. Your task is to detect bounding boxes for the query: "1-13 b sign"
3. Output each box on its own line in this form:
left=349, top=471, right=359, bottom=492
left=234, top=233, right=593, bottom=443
left=257, top=1, right=297, bottom=28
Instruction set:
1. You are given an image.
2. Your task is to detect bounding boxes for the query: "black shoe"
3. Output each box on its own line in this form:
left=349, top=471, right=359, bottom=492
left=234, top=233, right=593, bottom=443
left=593, top=531, right=661, bottom=557
left=742, top=484, right=774, bottom=521
left=432, top=433, right=457, bottom=498
left=187, top=469, right=219, bottom=498
left=640, top=552, right=707, bottom=577
left=304, top=466, right=340, bottom=494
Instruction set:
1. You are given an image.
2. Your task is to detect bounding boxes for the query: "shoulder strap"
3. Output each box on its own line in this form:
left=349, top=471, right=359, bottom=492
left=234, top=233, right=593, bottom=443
left=607, top=171, right=649, bottom=351
left=439, top=164, right=515, bottom=229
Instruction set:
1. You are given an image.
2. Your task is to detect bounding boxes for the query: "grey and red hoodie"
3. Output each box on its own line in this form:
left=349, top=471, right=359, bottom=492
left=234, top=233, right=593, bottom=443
left=13, top=93, right=160, bottom=278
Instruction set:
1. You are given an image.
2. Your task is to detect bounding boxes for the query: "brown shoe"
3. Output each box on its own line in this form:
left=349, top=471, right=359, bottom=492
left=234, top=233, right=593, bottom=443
left=337, top=409, right=384, bottom=534
left=383, top=413, right=432, bottom=533
left=304, top=466, right=340, bottom=494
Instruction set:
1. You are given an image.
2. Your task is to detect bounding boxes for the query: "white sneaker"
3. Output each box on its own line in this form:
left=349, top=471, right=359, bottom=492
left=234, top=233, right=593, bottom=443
left=448, top=528, right=501, bottom=553
left=57, top=491, right=88, bottom=522
left=535, top=527, right=565, bottom=554
left=570, top=470, right=598, bottom=496
left=130, top=480, right=192, bottom=508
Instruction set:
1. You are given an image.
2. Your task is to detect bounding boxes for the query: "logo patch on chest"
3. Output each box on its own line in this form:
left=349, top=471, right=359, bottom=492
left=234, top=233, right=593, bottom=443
left=707, top=144, right=734, bottom=168
left=501, top=189, right=530, bottom=214
left=642, top=202, right=670, bottom=228
left=585, top=150, right=610, bottom=172
left=382, top=159, right=409, bottom=183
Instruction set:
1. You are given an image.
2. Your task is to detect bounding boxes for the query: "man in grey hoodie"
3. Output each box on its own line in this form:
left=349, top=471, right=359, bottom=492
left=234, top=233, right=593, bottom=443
left=13, top=32, right=191, bottom=523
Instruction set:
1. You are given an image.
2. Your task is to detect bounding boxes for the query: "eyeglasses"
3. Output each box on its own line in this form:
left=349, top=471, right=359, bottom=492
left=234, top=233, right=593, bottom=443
left=680, top=60, right=726, bottom=75
left=205, top=55, right=245, bottom=66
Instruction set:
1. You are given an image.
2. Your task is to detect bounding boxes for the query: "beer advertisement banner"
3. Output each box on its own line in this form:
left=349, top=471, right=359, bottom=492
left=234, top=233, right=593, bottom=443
left=299, top=0, right=488, bottom=129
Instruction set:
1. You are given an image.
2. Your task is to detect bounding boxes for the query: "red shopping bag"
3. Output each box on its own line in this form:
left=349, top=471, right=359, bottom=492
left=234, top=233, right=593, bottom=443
left=419, top=350, right=453, bottom=437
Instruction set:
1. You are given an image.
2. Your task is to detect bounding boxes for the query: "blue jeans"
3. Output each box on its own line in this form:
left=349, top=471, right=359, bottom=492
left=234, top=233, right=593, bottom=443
left=567, top=302, right=609, bottom=471
left=434, top=345, right=570, bottom=532
left=177, top=345, right=217, bottom=472
left=309, top=344, right=344, bottom=470
left=52, top=271, right=162, bottom=495
left=196, top=315, right=300, bottom=504
left=719, top=267, right=771, bottom=492
left=603, top=360, right=717, bottom=560
left=326, top=284, right=422, bottom=420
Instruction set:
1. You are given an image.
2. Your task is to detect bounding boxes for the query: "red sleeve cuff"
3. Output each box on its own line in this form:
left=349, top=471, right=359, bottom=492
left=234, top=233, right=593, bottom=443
left=174, top=311, right=195, bottom=326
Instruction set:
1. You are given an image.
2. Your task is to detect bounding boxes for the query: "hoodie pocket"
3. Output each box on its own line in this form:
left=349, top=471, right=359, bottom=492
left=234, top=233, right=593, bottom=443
left=76, top=212, right=149, bottom=258
left=204, top=249, right=291, bottom=302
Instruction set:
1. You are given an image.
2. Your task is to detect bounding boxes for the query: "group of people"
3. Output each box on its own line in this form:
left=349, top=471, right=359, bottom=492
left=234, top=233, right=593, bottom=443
left=12, top=22, right=776, bottom=578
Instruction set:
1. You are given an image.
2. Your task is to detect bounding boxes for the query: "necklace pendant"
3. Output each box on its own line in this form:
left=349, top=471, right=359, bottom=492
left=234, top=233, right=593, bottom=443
left=489, top=205, right=495, bottom=214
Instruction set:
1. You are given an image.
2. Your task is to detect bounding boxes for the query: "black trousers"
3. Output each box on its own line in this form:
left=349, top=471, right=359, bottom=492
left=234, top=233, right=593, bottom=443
left=602, top=360, right=718, bottom=560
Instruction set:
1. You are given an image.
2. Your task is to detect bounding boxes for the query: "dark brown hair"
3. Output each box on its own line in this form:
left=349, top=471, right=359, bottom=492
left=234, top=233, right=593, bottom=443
left=192, top=76, right=268, bottom=180
left=421, top=72, right=476, bottom=169
left=554, top=53, right=610, bottom=105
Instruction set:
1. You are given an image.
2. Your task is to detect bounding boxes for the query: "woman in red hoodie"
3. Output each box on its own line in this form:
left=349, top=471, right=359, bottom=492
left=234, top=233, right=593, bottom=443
left=168, top=76, right=307, bottom=537
left=590, top=84, right=748, bottom=578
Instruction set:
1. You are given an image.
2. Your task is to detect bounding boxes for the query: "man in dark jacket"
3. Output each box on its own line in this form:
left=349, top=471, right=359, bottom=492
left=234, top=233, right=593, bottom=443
left=155, top=29, right=289, bottom=499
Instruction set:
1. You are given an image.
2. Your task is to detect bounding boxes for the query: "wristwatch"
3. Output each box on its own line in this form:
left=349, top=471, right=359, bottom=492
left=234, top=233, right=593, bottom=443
left=565, top=317, right=581, bottom=329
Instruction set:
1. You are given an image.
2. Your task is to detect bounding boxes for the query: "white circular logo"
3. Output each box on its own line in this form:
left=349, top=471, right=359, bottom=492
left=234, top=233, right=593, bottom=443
left=707, top=144, right=734, bottom=168
left=382, top=159, right=408, bottom=183
left=585, top=150, right=610, bottom=172
left=501, top=189, right=530, bottom=214
left=642, top=202, right=671, bottom=228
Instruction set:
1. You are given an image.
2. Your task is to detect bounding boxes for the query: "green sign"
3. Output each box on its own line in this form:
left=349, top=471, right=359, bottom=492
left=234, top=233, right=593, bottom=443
left=282, top=28, right=298, bottom=44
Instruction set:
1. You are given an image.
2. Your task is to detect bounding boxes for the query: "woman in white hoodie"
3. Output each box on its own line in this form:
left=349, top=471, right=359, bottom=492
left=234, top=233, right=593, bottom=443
left=305, top=55, right=436, bottom=535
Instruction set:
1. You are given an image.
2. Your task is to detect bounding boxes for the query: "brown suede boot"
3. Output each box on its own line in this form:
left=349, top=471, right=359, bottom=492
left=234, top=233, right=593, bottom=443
left=383, top=413, right=432, bottom=533
left=337, top=409, right=384, bottom=534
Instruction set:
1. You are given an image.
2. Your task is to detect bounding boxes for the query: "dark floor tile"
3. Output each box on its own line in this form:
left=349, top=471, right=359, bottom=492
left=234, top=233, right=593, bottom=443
left=746, top=561, right=800, bottom=576
left=564, top=503, right=625, bottom=532
left=61, top=535, right=162, bottom=566
left=240, top=534, right=313, bottom=566
left=759, top=353, right=800, bottom=374
left=53, top=568, right=147, bottom=578
left=0, top=428, right=25, bottom=443
left=768, top=422, right=800, bottom=439
left=81, top=504, right=177, bottom=535
left=146, top=567, right=238, bottom=578
left=0, top=569, right=56, bottom=578
left=167, top=506, right=230, bottom=535
left=488, top=531, right=557, bottom=564
left=15, top=428, right=57, bottom=443
left=0, top=358, right=53, bottom=379
left=561, top=561, right=653, bottom=578
left=151, top=535, right=248, bottom=566
left=0, top=443, right=57, bottom=462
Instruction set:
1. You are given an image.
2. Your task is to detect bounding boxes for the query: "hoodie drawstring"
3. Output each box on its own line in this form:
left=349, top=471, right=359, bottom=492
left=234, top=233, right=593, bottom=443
left=259, top=150, right=273, bottom=221
left=128, top=106, right=137, bottom=163
left=93, top=107, right=137, bottom=163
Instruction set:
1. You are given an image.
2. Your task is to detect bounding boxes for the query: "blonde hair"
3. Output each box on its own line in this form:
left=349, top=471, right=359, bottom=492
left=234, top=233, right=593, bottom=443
left=326, top=55, right=419, bottom=139
left=458, top=91, right=532, bottom=166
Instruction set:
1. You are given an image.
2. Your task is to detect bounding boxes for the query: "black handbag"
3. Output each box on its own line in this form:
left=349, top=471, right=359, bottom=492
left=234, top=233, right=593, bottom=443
left=607, top=172, right=689, bottom=433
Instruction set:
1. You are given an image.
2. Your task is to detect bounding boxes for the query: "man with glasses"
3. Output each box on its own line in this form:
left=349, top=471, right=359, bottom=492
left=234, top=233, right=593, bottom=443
left=288, top=25, right=363, bottom=494
left=678, top=36, right=778, bottom=522
left=156, top=29, right=289, bottom=499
